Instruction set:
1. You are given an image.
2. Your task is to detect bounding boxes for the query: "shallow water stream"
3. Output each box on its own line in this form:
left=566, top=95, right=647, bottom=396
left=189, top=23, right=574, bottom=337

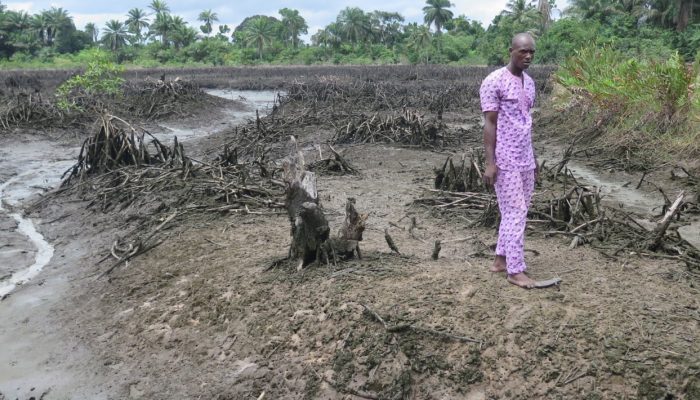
left=0, top=89, right=278, bottom=299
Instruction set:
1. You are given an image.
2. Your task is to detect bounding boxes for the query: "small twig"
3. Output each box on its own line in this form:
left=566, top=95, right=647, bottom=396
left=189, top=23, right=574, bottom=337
left=360, top=303, right=482, bottom=345
left=384, top=228, right=401, bottom=255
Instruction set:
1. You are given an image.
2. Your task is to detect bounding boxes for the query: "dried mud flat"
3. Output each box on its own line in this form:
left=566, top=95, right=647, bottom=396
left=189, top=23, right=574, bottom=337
left=2, top=67, right=699, bottom=400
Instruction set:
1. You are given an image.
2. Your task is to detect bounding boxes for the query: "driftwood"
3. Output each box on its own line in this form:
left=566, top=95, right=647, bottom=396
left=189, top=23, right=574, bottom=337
left=533, top=278, right=563, bottom=289
left=648, top=191, right=685, bottom=251
left=307, top=145, right=359, bottom=176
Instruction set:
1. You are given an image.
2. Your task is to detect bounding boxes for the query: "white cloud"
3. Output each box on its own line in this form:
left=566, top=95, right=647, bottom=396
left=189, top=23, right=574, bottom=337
left=5, top=2, right=35, bottom=13
left=72, top=13, right=126, bottom=30
left=452, top=1, right=507, bottom=25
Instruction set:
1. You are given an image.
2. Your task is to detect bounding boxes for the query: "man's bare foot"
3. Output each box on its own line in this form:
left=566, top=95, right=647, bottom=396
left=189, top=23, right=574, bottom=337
left=507, top=273, right=536, bottom=289
left=490, top=255, right=506, bottom=272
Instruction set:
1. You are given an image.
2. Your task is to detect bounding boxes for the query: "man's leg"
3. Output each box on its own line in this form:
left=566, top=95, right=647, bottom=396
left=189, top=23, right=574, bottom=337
left=491, top=171, right=509, bottom=272
left=495, top=169, right=535, bottom=287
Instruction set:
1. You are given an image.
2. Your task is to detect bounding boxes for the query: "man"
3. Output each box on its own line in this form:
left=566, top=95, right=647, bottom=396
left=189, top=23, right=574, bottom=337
left=479, top=33, right=538, bottom=289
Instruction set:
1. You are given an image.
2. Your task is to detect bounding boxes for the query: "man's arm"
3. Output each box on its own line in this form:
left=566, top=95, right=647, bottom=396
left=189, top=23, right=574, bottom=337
left=483, top=111, right=498, bottom=187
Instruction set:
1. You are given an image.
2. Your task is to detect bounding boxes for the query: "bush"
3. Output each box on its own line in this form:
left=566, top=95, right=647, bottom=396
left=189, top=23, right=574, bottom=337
left=55, top=49, right=125, bottom=111
left=182, top=40, right=232, bottom=65
left=557, top=46, right=697, bottom=123
left=555, top=45, right=700, bottom=165
left=441, top=33, right=475, bottom=63
left=537, top=19, right=601, bottom=64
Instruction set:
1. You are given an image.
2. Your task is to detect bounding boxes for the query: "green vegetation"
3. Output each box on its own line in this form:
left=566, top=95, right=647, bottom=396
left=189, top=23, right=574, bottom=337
left=55, top=49, right=124, bottom=111
left=1, top=0, right=700, bottom=68
left=554, top=45, right=700, bottom=165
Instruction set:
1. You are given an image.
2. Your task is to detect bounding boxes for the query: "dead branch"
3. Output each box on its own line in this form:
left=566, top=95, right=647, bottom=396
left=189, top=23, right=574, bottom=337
left=361, top=303, right=482, bottom=345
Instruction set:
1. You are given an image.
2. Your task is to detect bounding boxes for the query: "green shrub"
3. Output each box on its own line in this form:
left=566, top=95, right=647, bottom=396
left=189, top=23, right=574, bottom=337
left=555, top=45, right=700, bottom=165
left=557, top=46, right=698, bottom=124
left=55, top=49, right=124, bottom=111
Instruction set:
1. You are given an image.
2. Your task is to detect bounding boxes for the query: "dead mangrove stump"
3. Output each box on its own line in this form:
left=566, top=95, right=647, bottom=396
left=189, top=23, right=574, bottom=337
left=283, top=137, right=330, bottom=270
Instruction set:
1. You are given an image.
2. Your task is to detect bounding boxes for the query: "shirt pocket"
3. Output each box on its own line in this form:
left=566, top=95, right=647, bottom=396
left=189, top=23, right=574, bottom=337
left=501, top=86, right=520, bottom=103
left=501, top=93, right=519, bottom=108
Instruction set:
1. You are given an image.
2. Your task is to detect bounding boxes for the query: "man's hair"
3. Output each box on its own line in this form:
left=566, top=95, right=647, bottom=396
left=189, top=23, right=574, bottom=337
left=511, top=32, right=535, bottom=48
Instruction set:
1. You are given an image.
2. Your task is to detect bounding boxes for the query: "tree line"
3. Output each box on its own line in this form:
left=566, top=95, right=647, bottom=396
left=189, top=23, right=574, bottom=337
left=1, top=0, right=699, bottom=66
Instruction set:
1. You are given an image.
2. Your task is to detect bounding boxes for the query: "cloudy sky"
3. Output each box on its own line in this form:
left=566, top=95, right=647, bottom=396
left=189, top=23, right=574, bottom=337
left=4, top=1, right=569, bottom=41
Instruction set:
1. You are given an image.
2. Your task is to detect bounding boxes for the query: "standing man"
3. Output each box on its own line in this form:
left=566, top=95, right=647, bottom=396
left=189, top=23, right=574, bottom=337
left=479, top=33, right=538, bottom=289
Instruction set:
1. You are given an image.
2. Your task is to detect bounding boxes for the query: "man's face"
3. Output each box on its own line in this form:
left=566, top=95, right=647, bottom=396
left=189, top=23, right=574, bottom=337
left=510, top=38, right=536, bottom=70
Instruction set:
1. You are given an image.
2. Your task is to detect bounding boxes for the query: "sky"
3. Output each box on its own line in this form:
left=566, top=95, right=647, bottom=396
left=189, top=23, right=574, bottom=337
left=4, top=1, right=569, bottom=42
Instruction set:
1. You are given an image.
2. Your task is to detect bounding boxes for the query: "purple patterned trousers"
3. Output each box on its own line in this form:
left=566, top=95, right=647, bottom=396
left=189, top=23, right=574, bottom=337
left=494, top=169, right=535, bottom=275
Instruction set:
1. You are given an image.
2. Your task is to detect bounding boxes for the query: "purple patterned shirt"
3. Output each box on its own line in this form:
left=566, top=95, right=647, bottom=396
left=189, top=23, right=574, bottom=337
left=479, top=67, right=536, bottom=172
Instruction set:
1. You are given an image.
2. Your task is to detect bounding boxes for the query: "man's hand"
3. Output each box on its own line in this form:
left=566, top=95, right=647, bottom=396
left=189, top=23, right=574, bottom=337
left=484, top=164, right=498, bottom=187
left=482, top=111, right=498, bottom=188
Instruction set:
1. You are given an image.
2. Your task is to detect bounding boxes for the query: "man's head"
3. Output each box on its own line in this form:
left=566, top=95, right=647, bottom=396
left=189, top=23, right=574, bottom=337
left=509, top=33, right=536, bottom=72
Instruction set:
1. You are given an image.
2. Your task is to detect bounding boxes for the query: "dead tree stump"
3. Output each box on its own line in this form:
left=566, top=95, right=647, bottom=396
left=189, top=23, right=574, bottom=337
left=327, top=198, right=367, bottom=260
left=283, top=137, right=330, bottom=270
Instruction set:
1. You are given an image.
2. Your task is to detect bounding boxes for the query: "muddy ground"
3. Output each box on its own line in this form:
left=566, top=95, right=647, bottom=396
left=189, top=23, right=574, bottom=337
left=1, top=68, right=700, bottom=400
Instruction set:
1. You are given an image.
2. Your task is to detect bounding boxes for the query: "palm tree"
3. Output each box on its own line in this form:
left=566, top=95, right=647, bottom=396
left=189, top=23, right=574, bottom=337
left=5, top=11, right=31, bottom=30
left=566, top=0, right=619, bottom=21
left=102, top=20, right=129, bottom=51
left=197, top=9, right=218, bottom=36
left=279, top=8, right=308, bottom=49
left=244, top=16, right=275, bottom=60
left=149, top=0, right=170, bottom=15
left=337, top=7, right=370, bottom=46
left=215, top=24, right=230, bottom=41
left=149, top=11, right=173, bottom=45
left=423, top=0, right=454, bottom=34
left=407, top=24, right=433, bottom=63
left=538, top=0, right=552, bottom=31
left=30, top=13, right=49, bottom=45
left=171, top=18, right=198, bottom=48
left=676, top=0, right=694, bottom=31
left=311, top=23, right=342, bottom=50
left=43, top=7, right=73, bottom=46
left=126, top=8, right=149, bottom=44
left=504, top=0, right=540, bottom=27
left=311, top=28, right=332, bottom=47
left=646, top=0, right=677, bottom=28
left=84, top=22, right=98, bottom=43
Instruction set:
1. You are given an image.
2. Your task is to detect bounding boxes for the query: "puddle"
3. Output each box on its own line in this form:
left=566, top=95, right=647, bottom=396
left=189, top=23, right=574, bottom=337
left=155, top=89, right=280, bottom=145
left=679, top=224, right=700, bottom=249
left=564, top=160, right=664, bottom=215
left=207, top=89, right=280, bottom=110
left=0, top=144, right=75, bottom=298
left=0, top=90, right=279, bottom=299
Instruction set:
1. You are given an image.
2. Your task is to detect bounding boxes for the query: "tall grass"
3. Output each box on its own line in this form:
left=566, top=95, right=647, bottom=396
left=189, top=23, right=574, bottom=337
left=555, top=46, right=700, bottom=167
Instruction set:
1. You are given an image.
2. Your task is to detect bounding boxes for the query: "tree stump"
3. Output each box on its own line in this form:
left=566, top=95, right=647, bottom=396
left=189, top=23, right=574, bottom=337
left=283, top=137, right=330, bottom=270
left=327, top=198, right=367, bottom=260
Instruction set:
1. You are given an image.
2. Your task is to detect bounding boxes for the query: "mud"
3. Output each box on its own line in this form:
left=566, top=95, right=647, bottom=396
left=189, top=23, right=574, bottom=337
left=1, top=68, right=699, bottom=400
